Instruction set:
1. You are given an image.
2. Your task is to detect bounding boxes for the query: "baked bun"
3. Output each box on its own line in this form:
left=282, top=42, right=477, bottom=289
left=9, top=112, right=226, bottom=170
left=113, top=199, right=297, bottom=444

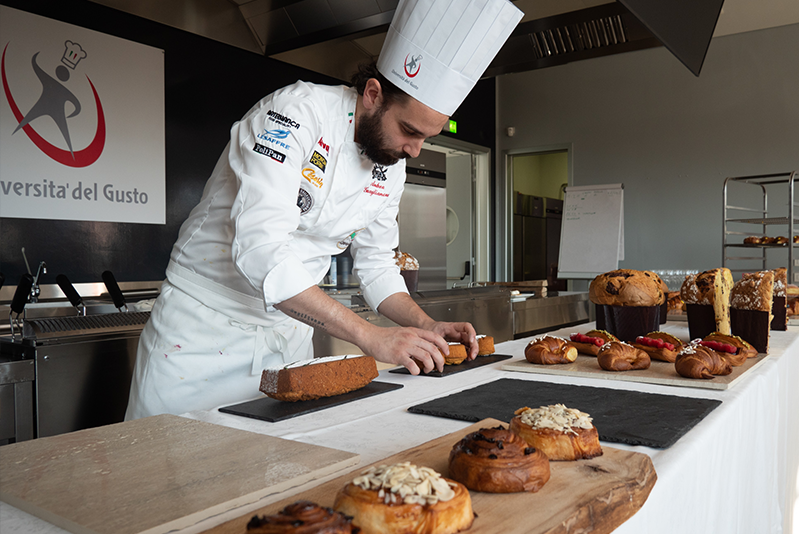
left=761, top=236, right=776, bottom=245
left=334, top=463, right=473, bottom=534
left=795, top=236, right=799, bottom=244
left=261, top=355, right=378, bottom=402
left=448, top=426, right=550, bottom=493
left=476, top=335, right=495, bottom=356
left=775, top=236, right=789, bottom=245
left=674, top=343, right=733, bottom=379
left=631, top=331, right=683, bottom=363
left=509, top=404, right=603, bottom=461
left=441, top=343, right=468, bottom=365
left=743, top=236, right=763, bottom=245
left=589, top=269, right=665, bottom=307
left=596, top=341, right=651, bottom=371
left=247, top=501, right=360, bottom=534
left=700, top=332, right=757, bottom=366
left=524, top=335, right=578, bottom=365
left=569, top=330, right=618, bottom=356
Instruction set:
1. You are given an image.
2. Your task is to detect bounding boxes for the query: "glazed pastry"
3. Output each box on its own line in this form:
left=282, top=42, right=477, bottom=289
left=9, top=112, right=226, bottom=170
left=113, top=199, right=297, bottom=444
left=247, top=501, right=360, bottom=533
left=743, top=236, right=763, bottom=244
left=334, top=463, right=473, bottom=534
left=569, top=330, right=618, bottom=356
left=476, top=335, right=495, bottom=356
left=448, top=426, right=550, bottom=493
left=441, top=343, right=468, bottom=365
left=774, top=236, right=788, bottom=245
left=631, top=331, right=683, bottom=363
left=700, top=332, right=757, bottom=366
left=674, top=343, right=733, bottom=379
left=596, top=341, right=651, bottom=371
left=509, top=404, right=603, bottom=461
left=524, top=335, right=578, bottom=365
left=761, top=236, right=776, bottom=245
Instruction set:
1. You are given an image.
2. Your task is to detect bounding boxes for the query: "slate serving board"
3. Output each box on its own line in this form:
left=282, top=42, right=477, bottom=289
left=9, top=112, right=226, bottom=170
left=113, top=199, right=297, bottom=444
left=407, top=378, right=721, bottom=448
left=220, top=381, right=403, bottom=422
left=388, top=353, right=512, bottom=377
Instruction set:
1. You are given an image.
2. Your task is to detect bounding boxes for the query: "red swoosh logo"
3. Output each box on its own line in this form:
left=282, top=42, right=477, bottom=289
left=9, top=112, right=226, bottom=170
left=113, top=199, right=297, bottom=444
left=2, top=43, right=105, bottom=167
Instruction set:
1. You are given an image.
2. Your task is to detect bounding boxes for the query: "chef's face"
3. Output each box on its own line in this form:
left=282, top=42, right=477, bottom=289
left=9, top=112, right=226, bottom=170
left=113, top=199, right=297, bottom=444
left=358, top=85, right=449, bottom=166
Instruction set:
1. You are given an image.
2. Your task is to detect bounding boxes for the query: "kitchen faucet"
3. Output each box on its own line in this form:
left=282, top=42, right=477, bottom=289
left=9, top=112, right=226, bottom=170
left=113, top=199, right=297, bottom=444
left=21, top=247, right=47, bottom=303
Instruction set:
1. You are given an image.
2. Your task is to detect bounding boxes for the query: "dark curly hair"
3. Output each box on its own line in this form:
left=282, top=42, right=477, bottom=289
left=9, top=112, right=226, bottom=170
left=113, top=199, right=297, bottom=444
left=350, top=61, right=409, bottom=108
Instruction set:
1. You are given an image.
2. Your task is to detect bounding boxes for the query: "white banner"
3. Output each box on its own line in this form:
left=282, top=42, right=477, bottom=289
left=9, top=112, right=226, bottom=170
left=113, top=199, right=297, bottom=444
left=0, top=6, right=165, bottom=224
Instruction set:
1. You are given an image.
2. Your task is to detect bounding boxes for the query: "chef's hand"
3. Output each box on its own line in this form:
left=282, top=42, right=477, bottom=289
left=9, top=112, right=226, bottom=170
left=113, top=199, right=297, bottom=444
left=428, top=321, right=479, bottom=361
left=361, top=326, right=448, bottom=375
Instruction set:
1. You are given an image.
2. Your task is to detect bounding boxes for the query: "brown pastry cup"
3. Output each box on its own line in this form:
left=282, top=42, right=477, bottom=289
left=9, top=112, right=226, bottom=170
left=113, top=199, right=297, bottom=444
left=594, top=304, right=660, bottom=343
left=730, top=308, right=770, bottom=354
left=659, top=302, right=668, bottom=324
left=771, top=296, right=787, bottom=331
left=685, top=303, right=718, bottom=341
left=400, top=269, right=419, bottom=293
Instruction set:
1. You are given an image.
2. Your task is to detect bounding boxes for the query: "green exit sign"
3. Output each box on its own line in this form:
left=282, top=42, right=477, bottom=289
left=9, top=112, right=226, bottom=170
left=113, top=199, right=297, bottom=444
left=448, top=119, right=457, bottom=133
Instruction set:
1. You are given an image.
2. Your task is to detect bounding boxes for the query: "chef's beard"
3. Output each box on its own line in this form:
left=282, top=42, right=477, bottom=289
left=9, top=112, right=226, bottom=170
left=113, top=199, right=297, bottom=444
left=357, top=105, right=408, bottom=167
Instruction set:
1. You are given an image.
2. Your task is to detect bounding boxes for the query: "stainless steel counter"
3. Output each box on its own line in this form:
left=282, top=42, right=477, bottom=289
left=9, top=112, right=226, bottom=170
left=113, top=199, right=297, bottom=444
left=512, top=291, right=590, bottom=338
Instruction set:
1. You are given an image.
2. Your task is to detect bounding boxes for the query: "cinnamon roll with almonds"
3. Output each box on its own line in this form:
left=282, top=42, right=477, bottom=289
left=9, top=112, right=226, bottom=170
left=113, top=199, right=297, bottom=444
left=247, top=501, right=360, bottom=534
left=596, top=341, right=651, bottom=371
left=509, top=404, right=603, bottom=461
left=674, top=343, right=733, bottom=379
left=525, top=335, right=578, bottom=365
left=448, top=426, right=550, bottom=493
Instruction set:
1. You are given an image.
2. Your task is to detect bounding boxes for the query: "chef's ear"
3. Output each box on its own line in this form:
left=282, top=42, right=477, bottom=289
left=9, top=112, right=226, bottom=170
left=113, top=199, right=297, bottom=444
left=362, top=78, right=384, bottom=111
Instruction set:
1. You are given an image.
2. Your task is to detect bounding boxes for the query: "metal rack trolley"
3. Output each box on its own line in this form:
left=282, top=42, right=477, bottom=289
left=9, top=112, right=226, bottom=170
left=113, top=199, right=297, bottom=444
left=723, top=171, right=798, bottom=283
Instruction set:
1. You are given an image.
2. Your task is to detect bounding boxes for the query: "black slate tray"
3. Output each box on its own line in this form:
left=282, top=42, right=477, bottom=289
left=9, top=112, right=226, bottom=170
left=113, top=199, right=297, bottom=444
left=220, top=381, right=403, bottom=423
left=388, top=354, right=513, bottom=377
left=407, top=378, right=721, bottom=449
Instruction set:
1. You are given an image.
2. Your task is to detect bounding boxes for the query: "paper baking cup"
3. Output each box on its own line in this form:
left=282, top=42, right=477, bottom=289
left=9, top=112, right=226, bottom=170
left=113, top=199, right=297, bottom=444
left=771, top=296, right=787, bottom=331
left=731, top=308, right=770, bottom=353
left=685, top=303, right=718, bottom=341
left=400, top=270, right=419, bottom=293
left=595, top=304, right=660, bottom=342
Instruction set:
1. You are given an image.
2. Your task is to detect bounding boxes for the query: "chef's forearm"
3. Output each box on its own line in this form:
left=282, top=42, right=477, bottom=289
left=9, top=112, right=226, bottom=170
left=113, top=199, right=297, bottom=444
left=376, top=293, right=436, bottom=330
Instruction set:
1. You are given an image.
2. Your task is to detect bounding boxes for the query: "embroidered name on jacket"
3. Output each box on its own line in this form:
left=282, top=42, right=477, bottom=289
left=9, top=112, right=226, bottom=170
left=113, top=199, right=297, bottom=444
left=363, top=181, right=389, bottom=197
left=253, top=143, right=286, bottom=163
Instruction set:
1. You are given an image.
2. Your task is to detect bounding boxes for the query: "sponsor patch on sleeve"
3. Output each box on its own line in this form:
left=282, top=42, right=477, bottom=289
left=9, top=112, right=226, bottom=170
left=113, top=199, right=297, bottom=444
left=253, top=143, right=286, bottom=163
left=309, top=151, right=327, bottom=172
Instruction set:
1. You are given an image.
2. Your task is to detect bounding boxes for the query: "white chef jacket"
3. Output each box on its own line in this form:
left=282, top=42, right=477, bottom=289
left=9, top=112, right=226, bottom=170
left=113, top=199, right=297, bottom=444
left=126, top=81, right=410, bottom=419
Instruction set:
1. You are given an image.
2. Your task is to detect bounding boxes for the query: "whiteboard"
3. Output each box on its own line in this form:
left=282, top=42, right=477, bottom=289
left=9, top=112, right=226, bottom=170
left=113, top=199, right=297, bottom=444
left=558, top=184, right=624, bottom=279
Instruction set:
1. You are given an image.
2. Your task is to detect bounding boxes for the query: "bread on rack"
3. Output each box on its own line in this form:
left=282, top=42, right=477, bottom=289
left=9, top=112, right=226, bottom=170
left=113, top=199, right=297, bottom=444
left=441, top=343, right=468, bottom=365
left=744, top=236, right=763, bottom=245
left=568, top=330, right=618, bottom=356
left=260, top=355, right=378, bottom=402
left=590, top=269, right=665, bottom=342
left=771, top=267, right=788, bottom=331
left=333, top=462, right=473, bottom=534
left=730, top=270, right=774, bottom=353
left=476, top=335, right=495, bottom=356
left=524, top=335, right=578, bottom=365
left=674, top=343, right=733, bottom=379
left=596, top=341, right=651, bottom=371
left=631, top=331, right=684, bottom=363
left=680, top=268, right=734, bottom=339
left=509, top=404, right=603, bottom=461
left=247, top=501, right=360, bottom=533
left=448, top=426, right=550, bottom=493
left=699, top=332, right=757, bottom=366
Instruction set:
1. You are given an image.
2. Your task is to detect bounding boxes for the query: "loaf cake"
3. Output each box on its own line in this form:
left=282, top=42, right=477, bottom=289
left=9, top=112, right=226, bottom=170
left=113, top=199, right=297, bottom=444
left=247, top=501, right=360, bottom=533
left=590, top=269, right=665, bottom=342
left=260, top=355, right=378, bottom=402
left=730, top=270, right=774, bottom=354
left=448, top=426, right=550, bottom=493
left=680, top=268, right=734, bottom=339
left=771, top=267, right=788, bottom=331
left=509, top=404, right=603, bottom=461
left=334, top=462, right=473, bottom=534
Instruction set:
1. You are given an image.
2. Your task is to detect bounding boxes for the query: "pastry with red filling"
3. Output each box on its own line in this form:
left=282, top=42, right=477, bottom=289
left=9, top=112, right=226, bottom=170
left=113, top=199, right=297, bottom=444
left=699, top=332, right=757, bottom=366
left=569, top=330, right=618, bottom=356
left=631, top=331, right=683, bottom=363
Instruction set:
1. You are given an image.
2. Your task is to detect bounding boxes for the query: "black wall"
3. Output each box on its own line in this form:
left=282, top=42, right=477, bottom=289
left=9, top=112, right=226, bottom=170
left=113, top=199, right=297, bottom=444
left=0, top=0, right=496, bottom=288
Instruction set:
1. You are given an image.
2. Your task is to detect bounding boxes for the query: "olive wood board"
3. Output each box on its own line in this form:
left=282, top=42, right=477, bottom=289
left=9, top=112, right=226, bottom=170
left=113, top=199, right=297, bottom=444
left=0, top=414, right=360, bottom=534
left=389, top=353, right=513, bottom=377
left=201, top=418, right=657, bottom=534
left=502, top=352, right=770, bottom=390
left=219, top=381, right=403, bottom=422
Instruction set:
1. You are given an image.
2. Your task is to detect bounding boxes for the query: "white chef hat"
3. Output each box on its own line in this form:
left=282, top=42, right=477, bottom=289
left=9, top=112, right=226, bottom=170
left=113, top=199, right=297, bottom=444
left=377, top=0, right=523, bottom=116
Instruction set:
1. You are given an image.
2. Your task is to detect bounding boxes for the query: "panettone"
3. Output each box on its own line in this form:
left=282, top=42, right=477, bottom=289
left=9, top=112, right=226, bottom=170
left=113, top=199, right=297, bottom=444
left=589, top=270, right=665, bottom=307
left=680, top=268, right=734, bottom=337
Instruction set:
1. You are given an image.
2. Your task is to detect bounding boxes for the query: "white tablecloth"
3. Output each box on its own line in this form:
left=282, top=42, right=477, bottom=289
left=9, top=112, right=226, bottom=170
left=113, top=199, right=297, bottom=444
left=3, top=322, right=798, bottom=533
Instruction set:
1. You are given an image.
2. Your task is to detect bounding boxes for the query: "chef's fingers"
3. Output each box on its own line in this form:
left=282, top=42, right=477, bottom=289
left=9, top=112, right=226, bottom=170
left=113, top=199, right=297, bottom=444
left=411, top=329, right=447, bottom=371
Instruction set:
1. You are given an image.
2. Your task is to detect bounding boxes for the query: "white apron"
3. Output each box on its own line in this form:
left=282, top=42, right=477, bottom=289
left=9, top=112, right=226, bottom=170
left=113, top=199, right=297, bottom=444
left=125, top=281, right=313, bottom=419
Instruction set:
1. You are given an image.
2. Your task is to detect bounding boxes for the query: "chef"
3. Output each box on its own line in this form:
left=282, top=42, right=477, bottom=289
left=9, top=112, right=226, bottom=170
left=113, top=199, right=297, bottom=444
left=125, top=0, right=523, bottom=419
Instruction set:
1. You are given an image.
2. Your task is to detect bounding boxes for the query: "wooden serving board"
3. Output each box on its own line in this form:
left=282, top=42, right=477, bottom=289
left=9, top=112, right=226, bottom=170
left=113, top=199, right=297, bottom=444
left=202, top=418, right=657, bottom=534
left=503, top=353, right=770, bottom=390
left=0, top=414, right=360, bottom=534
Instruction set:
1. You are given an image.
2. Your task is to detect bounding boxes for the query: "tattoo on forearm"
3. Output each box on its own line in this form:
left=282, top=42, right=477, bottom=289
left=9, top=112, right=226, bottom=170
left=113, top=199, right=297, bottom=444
left=288, top=308, right=325, bottom=329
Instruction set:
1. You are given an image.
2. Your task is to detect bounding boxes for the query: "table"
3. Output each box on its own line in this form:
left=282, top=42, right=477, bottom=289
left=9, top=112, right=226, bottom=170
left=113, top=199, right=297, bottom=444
left=2, top=322, right=797, bottom=534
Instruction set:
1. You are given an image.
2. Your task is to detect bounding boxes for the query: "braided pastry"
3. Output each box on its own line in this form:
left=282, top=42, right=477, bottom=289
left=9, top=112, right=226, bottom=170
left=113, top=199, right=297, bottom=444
left=524, top=336, right=578, bottom=365
left=596, top=341, right=651, bottom=371
left=631, top=331, right=683, bottom=363
left=247, top=501, right=360, bottom=533
left=509, top=405, right=603, bottom=461
left=674, top=343, right=733, bottom=379
left=569, top=330, right=618, bottom=356
left=448, top=426, right=550, bottom=493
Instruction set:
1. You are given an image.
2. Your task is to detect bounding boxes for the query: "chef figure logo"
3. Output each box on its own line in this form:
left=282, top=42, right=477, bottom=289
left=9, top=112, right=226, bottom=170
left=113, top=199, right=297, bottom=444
left=404, top=54, right=422, bottom=78
left=1, top=40, right=106, bottom=167
left=372, top=164, right=387, bottom=181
